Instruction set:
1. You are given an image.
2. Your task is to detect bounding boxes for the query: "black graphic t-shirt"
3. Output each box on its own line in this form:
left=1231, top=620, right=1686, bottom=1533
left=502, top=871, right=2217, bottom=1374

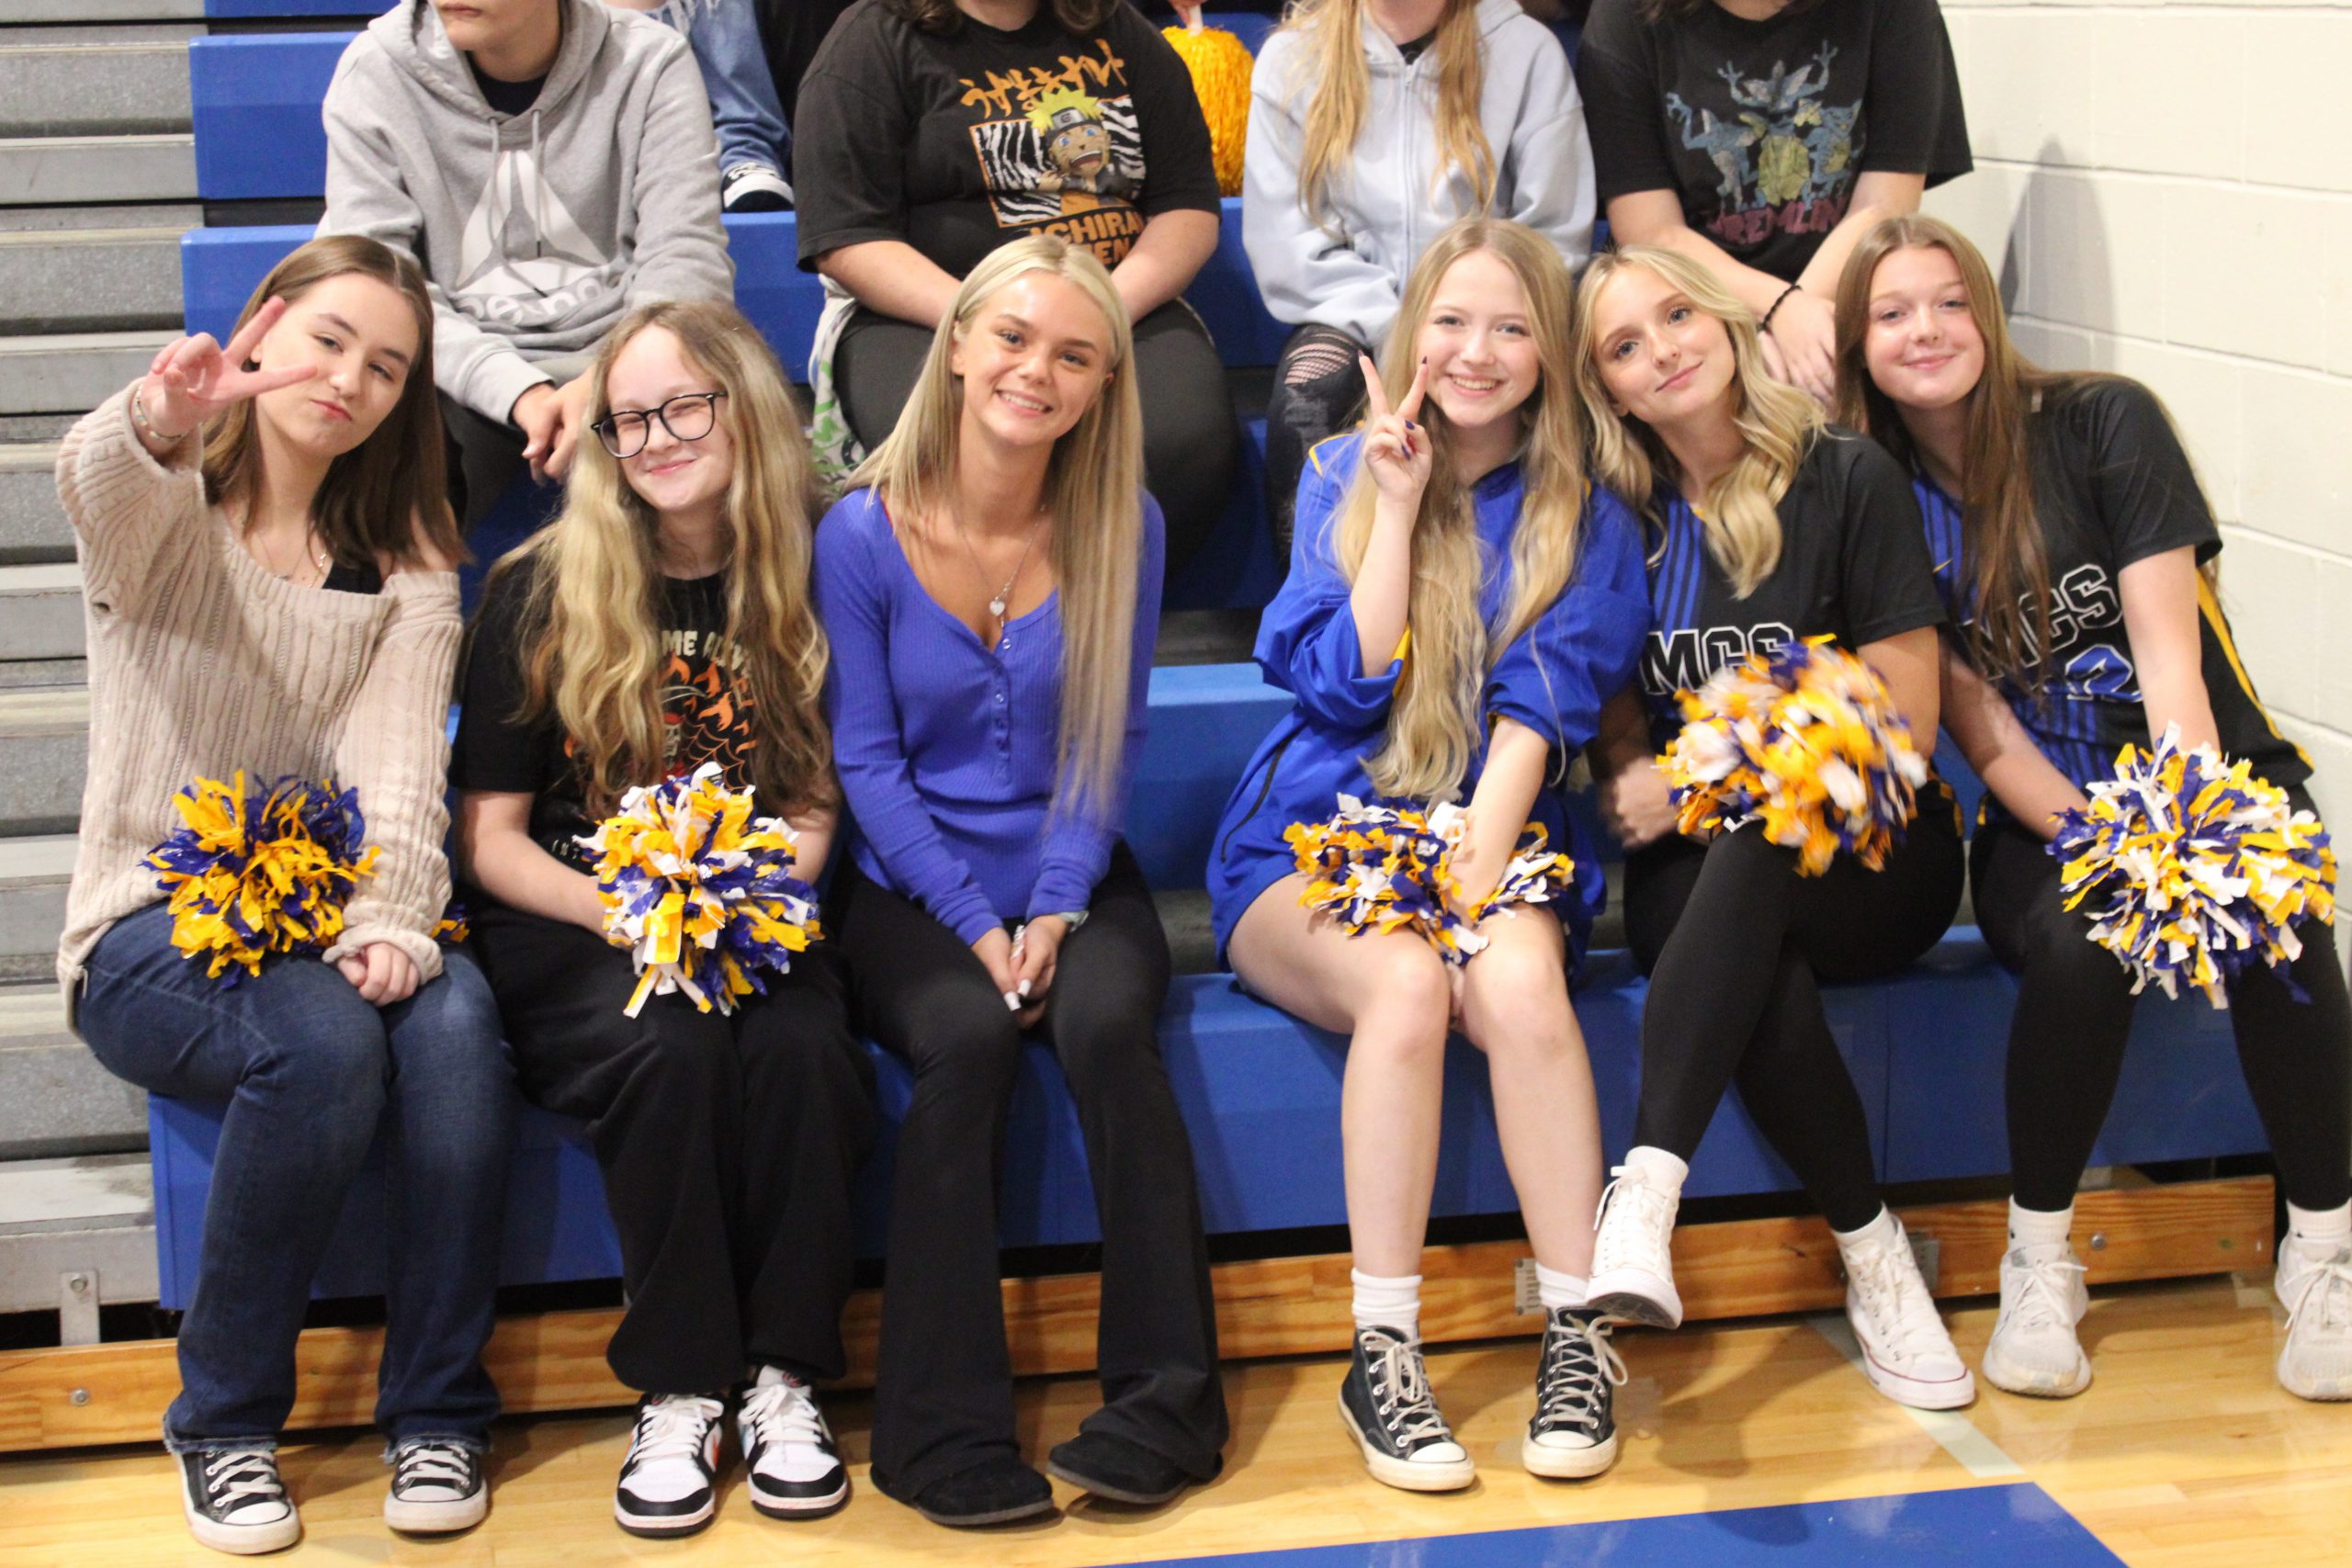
left=1917, top=378, right=2310, bottom=818
left=451, top=558, right=759, bottom=874
left=1637, top=428, right=1945, bottom=752
left=1577, top=0, right=1972, bottom=281
left=794, top=0, right=1221, bottom=276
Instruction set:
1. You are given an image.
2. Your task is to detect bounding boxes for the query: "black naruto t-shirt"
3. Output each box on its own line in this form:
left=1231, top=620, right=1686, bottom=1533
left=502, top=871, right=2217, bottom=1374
left=1577, top=0, right=1973, bottom=281
left=1637, top=427, right=1946, bottom=751
left=450, top=558, right=759, bottom=874
left=1917, top=378, right=2310, bottom=812
left=793, top=0, right=1221, bottom=276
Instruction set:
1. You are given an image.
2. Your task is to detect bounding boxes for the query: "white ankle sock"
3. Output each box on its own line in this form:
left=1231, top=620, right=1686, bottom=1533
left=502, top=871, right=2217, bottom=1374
left=1621, top=1145, right=1690, bottom=1191
left=2288, top=1201, right=2352, bottom=1259
left=1351, top=1269, right=1422, bottom=1337
left=2007, top=1200, right=2074, bottom=1250
left=1534, top=1265, right=1589, bottom=1313
left=1832, top=1205, right=1901, bottom=1252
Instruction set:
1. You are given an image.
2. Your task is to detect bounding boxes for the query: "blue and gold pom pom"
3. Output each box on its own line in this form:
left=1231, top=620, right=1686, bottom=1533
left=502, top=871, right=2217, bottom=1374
left=1662, top=637, right=1928, bottom=876
left=2049, top=728, right=2336, bottom=1008
left=576, top=761, right=821, bottom=1017
left=1285, top=795, right=1575, bottom=965
left=146, top=772, right=379, bottom=984
left=434, top=900, right=470, bottom=945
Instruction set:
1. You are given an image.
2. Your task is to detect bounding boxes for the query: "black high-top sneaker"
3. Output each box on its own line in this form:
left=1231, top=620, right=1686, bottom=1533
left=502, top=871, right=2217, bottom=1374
left=177, top=1445, right=300, bottom=1554
left=1524, top=1308, right=1626, bottom=1479
left=1336, top=1325, right=1475, bottom=1492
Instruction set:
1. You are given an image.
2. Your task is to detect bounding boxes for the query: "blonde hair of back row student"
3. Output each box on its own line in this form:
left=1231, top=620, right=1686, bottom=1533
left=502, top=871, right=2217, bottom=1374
left=1283, top=0, right=1498, bottom=230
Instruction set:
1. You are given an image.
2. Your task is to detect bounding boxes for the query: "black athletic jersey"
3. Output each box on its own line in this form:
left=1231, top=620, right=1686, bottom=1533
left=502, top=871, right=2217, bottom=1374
left=1916, top=377, right=2310, bottom=817
left=1637, top=427, right=1946, bottom=753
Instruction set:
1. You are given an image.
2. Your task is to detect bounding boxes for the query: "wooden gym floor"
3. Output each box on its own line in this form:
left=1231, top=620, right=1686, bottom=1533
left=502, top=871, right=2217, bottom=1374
left=4, top=1273, right=2343, bottom=1567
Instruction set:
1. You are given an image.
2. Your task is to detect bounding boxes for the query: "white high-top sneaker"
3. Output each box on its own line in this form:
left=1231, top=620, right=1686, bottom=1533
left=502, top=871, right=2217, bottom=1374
left=1982, top=1242, right=2091, bottom=1397
left=2276, top=1240, right=2352, bottom=1401
left=1839, top=1218, right=1975, bottom=1409
left=1587, top=1154, right=1685, bottom=1329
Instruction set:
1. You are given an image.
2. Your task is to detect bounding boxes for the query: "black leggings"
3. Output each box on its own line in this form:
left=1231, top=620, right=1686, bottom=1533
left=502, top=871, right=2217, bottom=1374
left=1972, top=807, right=2352, bottom=1213
left=831, top=844, right=1227, bottom=1500
left=1262, top=322, right=1367, bottom=558
left=834, top=301, right=1238, bottom=573
left=1625, top=789, right=1965, bottom=1232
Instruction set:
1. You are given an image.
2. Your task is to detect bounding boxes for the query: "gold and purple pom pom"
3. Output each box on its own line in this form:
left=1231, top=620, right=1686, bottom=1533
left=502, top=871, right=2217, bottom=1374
left=575, top=761, right=821, bottom=1017
left=1662, top=637, right=1928, bottom=875
left=434, top=900, right=470, bottom=945
left=2050, top=728, right=2336, bottom=1008
left=1284, top=794, right=1575, bottom=964
left=146, top=772, right=379, bottom=984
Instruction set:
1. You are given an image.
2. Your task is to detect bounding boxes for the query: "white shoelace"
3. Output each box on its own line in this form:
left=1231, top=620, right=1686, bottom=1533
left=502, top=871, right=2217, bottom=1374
left=201, top=1449, right=286, bottom=1515
left=1363, top=1332, right=1453, bottom=1447
left=1846, top=1238, right=1951, bottom=1364
left=2002, top=1250, right=2087, bottom=1333
left=740, top=1379, right=830, bottom=1451
left=1591, top=1168, right=1675, bottom=1274
left=2284, top=1248, right=2352, bottom=1338
left=628, top=1394, right=725, bottom=1468
left=392, top=1440, right=474, bottom=1495
left=1534, top=1316, right=1628, bottom=1435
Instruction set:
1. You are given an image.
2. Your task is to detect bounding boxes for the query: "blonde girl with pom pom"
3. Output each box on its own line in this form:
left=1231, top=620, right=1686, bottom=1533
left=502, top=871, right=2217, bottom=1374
left=1575, top=243, right=1974, bottom=1411
left=1211, top=218, right=1650, bottom=1492
left=59, top=234, right=511, bottom=1551
left=452, top=300, right=876, bottom=1538
left=1835, top=214, right=2352, bottom=1404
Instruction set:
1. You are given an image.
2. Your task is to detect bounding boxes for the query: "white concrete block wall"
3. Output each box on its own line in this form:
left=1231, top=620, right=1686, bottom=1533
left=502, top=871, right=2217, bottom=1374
left=1927, top=1, right=2352, bottom=957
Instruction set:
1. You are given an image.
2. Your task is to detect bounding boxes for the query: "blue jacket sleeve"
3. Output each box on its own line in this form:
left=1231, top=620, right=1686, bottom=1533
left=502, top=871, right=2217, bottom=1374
left=813, top=494, right=1001, bottom=946
left=1028, top=496, right=1166, bottom=919
left=1252, top=436, right=1404, bottom=729
left=1484, top=490, right=1651, bottom=752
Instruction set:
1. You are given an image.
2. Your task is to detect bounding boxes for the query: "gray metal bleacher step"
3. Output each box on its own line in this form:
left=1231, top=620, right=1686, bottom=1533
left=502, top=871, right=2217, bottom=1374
left=0, top=832, right=73, bottom=983
left=0, top=1152, right=159, bottom=1323
left=0, top=561, right=84, bottom=660
left=1, top=441, right=68, bottom=562
left=0, top=132, right=196, bottom=205
left=0, top=0, right=202, bottom=21
left=0, top=683, right=85, bottom=835
left=0, top=39, right=195, bottom=138
left=0, top=329, right=168, bottom=414
left=0, top=983, right=144, bottom=1158
left=0, top=225, right=189, bottom=333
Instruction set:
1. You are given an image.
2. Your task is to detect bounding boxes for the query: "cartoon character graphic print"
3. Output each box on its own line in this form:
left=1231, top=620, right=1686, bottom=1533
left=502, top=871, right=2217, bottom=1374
left=1666, top=43, right=1860, bottom=251
left=959, top=39, right=1147, bottom=265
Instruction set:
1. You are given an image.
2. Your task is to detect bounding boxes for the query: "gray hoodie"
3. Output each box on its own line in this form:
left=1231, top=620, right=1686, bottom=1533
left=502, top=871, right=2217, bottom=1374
left=321, top=0, right=733, bottom=423
left=1242, top=0, right=1594, bottom=349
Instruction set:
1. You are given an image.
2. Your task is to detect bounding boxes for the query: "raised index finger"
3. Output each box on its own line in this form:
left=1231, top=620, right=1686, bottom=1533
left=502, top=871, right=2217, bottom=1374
left=1395, top=357, right=1430, bottom=424
left=220, top=297, right=289, bottom=369
left=1359, top=353, right=1389, bottom=422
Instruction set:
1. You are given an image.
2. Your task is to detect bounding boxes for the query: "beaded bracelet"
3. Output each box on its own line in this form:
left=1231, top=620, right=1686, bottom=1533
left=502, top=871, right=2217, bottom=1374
left=1759, top=282, right=1804, bottom=334
left=130, top=386, right=195, bottom=444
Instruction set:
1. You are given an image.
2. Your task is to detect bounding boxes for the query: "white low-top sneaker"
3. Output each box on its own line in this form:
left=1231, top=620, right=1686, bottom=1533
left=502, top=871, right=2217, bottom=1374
left=614, top=1393, right=727, bottom=1538
left=738, top=1367, right=849, bottom=1517
left=178, top=1446, right=300, bottom=1555
left=1587, top=1163, right=1683, bottom=1329
left=1982, top=1242, right=2092, bottom=1398
left=2276, top=1241, right=2352, bottom=1401
left=384, top=1438, right=489, bottom=1533
left=1840, top=1219, right=1975, bottom=1409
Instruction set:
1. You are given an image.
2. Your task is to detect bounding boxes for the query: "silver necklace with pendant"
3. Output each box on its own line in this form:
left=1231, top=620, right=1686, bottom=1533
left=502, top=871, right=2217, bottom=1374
left=950, top=500, right=1048, bottom=623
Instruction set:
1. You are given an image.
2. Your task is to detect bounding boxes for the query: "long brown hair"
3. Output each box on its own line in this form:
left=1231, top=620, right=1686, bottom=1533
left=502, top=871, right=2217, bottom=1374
left=885, top=0, right=1110, bottom=31
left=1281, top=0, right=1496, bottom=230
left=201, top=233, right=459, bottom=570
left=1333, top=219, right=1589, bottom=800
left=492, top=300, right=834, bottom=818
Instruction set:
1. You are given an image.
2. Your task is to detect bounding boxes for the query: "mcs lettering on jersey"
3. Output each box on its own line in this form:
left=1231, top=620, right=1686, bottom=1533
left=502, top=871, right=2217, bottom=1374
left=1642, top=621, right=1796, bottom=700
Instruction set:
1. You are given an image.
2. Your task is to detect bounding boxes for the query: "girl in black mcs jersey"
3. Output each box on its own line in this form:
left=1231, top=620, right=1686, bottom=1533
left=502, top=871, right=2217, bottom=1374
left=1838, top=215, right=2352, bottom=1403
left=1575, top=244, right=1973, bottom=1411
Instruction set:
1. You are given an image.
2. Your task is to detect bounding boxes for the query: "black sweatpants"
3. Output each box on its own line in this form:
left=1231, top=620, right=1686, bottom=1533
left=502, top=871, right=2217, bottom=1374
left=1972, top=800, right=2352, bottom=1214
left=469, top=901, right=877, bottom=1393
left=1262, top=322, right=1367, bottom=558
left=831, top=844, right=1227, bottom=1501
left=1624, top=786, right=1966, bottom=1232
left=833, top=301, right=1238, bottom=573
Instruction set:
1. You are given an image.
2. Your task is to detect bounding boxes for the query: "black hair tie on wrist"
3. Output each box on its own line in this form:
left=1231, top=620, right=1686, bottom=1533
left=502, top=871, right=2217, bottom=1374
left=1760, top=282, right=1803, bottom=333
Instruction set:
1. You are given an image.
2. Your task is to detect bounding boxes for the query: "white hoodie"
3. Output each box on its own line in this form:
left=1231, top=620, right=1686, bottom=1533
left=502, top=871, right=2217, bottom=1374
left=1242, top=0, right=1594, bottom=348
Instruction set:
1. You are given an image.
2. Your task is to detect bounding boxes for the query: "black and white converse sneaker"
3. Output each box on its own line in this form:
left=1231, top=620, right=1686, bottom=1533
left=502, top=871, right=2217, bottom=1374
left=614, top=1393, right=727, bottom=1538
left=720, top=162, right=793, bottom=211
left=1337, top=1325, right=1475, bottom=1492
left=384, top=1438, right=489, bottom=1533
left=177, top=1445, right=300, bottom=1554
left=1524, top=1309, right=1626, bottom=1479
left=737, top=1366, right=849, bottom=1517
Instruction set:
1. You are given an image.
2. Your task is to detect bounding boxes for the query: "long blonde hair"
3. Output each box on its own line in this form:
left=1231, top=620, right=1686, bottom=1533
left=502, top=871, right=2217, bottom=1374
left=851, top=234, right=1144, bottom=817
left=1283, top=0, right=1496, bottom=231
left=1571, top=246, right=1822, bottom=597
left=1332, top=218, right=1588, bottom=802
left=489, top=300, right=833, bottom=817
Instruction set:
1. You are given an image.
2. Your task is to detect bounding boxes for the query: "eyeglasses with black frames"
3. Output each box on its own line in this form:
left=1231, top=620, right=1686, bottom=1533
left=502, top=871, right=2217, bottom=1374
left=591, top=390, right=728, bottom=459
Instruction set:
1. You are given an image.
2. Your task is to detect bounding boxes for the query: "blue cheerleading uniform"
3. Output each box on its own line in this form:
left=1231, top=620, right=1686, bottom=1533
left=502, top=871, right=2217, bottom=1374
left=1205, top=433, right=1650, bottom=966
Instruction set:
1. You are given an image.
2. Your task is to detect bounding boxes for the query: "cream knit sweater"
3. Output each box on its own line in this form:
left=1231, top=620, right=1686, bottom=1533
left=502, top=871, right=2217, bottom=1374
left=55, top=386, right=463, bottom=993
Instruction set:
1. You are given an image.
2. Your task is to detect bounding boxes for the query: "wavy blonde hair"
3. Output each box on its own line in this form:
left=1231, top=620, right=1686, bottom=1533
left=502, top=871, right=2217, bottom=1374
left=1330, top=218, right=1588, bottom=802
left=850, top=234, right=1143, bottom=817
left=1571, top=245, right=1823, bottom=597
left=488, top=300, right=833, bottom=817
left=1281, top=0, right=1496, bottom=231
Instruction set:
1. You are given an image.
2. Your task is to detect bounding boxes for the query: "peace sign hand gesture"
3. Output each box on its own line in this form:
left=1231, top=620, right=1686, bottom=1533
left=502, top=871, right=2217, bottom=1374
left=137, top=297, right=317, bottom=442
left=1359, top=353, right=1431, bottom=507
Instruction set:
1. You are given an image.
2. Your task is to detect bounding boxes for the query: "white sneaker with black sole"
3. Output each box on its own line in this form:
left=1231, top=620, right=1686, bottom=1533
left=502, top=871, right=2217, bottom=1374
left=721, top=162, right=793, bottom=211
left=1337, top=1325, right=1476, bottom=1492
left=177, top=1446, right=300, bottom=1555
left=1524, top=1308, right=1626, bottom=1479
left=614, top=1393, right=727, bottom=1538
left=2276, top=1240, right=2352, bottom=1400
left=1840, top=1219, right=1974, bottom=1409
left=1587, top=1160, right=1684, bottom=1329
left=738, top=1367, right=849, bottom=1517
left=384, top=1438, right=489, bottom=1533
left=1982, top=1243, right=2091, bottom=1398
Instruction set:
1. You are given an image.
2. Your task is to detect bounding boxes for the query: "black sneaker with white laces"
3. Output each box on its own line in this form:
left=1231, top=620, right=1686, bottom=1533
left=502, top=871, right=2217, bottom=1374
left=737, top=1367, right=849, bottom=1518
left=614, top=1393, right=727, bottom=1538
left=1337, top=1325, right=1475, bottom=1492
left=721, top=162, right=793, bottom=211
left=1524, top=1308, right=1626, bottom=1479
left=384, top=1438, right=489, bottom=1533
left=177, top=1445, right=300, bottom=1555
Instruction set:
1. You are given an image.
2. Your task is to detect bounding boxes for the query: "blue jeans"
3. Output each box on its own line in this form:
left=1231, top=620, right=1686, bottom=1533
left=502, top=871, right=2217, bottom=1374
left=652, top=0, right=790, bottom=176
left=78, top=902, right=516, bottom=1452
